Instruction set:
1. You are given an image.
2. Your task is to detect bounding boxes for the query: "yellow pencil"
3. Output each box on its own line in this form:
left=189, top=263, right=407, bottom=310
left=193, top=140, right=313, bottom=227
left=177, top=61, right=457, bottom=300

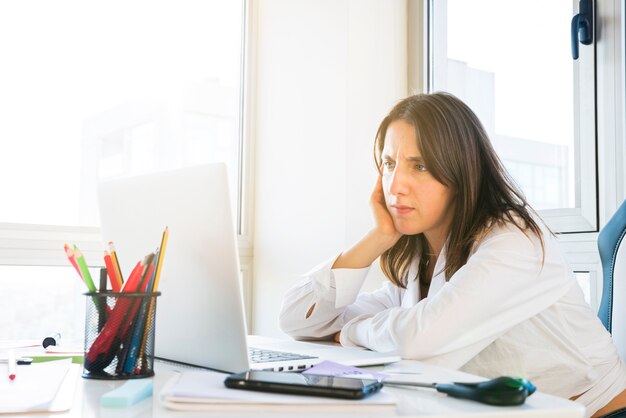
left=108, top=241, right=124, bottom=289
left=152, top=226, right=168, bottom=291
left=136, top=226, right=168, bottom=374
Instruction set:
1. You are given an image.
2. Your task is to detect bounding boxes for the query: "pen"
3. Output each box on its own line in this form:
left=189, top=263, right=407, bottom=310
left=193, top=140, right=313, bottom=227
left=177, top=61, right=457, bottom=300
left=120, top=255, right=155, bottom=374
left=7, top=349, right=15, bottom=380
left=0, top=357, right=32, bottom=365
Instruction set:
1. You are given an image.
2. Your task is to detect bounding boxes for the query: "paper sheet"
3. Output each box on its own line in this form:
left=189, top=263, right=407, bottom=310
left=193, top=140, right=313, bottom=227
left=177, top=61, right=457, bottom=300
left=0, top=358, right=72, bottom=413
left=383, top=360, right=483, bottom=384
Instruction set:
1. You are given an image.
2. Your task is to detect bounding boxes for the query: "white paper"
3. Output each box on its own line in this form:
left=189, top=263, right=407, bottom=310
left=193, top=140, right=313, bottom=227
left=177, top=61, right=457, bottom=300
left=0, top=358, right=72, bottom=413
left=383, top=360, right=482, bottom=384
left=161, top=370, right=397, bottom=406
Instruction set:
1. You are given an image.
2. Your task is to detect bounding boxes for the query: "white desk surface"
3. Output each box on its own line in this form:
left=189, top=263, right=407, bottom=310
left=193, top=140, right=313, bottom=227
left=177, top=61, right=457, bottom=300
left=6, top=358, right=585, bottom=418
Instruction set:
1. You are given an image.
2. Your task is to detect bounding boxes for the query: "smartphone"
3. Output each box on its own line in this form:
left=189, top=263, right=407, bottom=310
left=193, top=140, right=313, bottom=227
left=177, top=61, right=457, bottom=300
left=224, top=370, right=383, bottom=399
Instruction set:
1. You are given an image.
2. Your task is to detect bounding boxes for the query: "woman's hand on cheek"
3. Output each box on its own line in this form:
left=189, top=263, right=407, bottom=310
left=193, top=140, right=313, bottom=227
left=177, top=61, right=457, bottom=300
left=370, top=175, right=402, bottom=249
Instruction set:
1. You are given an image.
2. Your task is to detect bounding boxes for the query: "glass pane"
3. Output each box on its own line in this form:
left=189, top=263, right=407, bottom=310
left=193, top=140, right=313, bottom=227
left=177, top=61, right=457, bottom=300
left=0, top=0, right=244, bottom=227
left=574, top=271, right=592, bottom=306
left=433, top=0, right=580, bottom=211
left=0, top=266, right=87, bottom=341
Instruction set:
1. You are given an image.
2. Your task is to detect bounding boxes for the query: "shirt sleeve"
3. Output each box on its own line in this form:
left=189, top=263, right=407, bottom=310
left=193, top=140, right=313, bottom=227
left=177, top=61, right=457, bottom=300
left=339, top=225, right=573, bottom=366
left=278, top=255, right=402, bottom=340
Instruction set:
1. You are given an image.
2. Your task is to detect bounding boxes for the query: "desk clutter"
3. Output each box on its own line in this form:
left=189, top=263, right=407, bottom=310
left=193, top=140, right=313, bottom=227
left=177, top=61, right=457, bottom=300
left=158, top=360, right=537, bottom=412
left=160, top=368, right=397, bottom=412
left=64, top=227, right=168, bottom=380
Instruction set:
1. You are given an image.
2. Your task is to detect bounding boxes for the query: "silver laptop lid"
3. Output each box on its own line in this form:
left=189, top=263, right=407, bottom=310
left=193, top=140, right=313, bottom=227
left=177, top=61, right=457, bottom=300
left=98, top=163, right=251, bottom=373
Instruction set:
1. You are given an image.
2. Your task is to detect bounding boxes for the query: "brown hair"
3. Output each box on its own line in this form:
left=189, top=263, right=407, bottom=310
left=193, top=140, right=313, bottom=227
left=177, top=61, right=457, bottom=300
left=374, top=92, right=544, bottom=288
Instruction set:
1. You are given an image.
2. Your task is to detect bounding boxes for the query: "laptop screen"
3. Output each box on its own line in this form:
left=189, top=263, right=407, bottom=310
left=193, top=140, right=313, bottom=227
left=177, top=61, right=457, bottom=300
left=98, top=163, right=251, bottom=372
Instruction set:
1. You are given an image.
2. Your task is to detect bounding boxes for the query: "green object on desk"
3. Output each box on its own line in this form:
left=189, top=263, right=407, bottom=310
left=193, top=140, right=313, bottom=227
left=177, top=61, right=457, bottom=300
left=383, top=376, right=536, bottom=406
left=31, top=355, right=84, bottom=365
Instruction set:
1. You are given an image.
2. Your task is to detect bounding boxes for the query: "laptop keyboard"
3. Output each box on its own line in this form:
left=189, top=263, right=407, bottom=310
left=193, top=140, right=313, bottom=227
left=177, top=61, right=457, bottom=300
left=249, top=347, right=317, bottom=364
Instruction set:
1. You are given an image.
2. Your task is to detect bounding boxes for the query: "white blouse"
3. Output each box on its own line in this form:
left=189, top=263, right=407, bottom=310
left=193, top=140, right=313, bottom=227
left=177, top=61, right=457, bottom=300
left=279, top=221, right=626, bottom=417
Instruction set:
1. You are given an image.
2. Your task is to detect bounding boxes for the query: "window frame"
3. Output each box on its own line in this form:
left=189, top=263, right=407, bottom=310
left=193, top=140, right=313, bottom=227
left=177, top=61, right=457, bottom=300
left=418, top=0, right=599, bottom=234
left=411, top=0, right=625, bottom=312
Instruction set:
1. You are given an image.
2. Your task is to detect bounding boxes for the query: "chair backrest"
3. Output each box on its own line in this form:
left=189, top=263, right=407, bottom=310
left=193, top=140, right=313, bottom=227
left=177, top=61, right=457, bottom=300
left=598, top=199, right=626, bottom=360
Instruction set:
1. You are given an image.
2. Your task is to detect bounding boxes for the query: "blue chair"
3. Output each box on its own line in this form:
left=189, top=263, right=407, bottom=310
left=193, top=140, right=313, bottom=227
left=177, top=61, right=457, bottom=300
left=598, top=199, right=626, bottom=360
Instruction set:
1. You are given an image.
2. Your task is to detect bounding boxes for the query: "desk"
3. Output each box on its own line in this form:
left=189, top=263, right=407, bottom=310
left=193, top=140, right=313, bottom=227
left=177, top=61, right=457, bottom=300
left=5, top=358, right=584, bottom=418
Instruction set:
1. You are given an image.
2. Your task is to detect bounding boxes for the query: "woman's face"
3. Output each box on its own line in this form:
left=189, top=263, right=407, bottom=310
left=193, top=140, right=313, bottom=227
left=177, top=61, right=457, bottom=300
left=381, top=119, right=455, bottom=249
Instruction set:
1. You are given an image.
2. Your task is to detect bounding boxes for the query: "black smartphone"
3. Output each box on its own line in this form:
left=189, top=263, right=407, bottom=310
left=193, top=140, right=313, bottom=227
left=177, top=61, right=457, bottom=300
left=224, top=370, right=383, bottom=399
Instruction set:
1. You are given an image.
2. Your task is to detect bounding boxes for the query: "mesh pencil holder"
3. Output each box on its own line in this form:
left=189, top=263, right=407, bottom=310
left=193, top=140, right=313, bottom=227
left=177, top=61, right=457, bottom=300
left=82, top=291, right=161, bottom=380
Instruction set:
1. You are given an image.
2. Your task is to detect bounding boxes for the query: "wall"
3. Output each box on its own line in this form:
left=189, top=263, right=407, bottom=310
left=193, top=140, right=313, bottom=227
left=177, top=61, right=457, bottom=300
left=251, top=0, right=408, bottom=336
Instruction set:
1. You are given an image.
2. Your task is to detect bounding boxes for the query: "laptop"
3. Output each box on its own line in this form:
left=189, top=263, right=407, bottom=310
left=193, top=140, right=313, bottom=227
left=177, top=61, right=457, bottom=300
left=97, top=163, right=400, bottom=373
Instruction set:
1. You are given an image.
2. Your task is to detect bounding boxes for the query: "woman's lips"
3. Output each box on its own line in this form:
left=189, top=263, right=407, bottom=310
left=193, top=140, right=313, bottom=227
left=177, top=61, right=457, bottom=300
left=391, top=205, right=414, bottom=215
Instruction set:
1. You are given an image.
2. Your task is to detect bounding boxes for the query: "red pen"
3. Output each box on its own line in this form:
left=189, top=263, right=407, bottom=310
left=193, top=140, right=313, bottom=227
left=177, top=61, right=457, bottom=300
left=8, top=349, right=15, bottom=380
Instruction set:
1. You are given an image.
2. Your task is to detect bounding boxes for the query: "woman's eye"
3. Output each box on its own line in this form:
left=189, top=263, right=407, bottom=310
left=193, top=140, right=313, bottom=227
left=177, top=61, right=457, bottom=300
left=383, top=161, right=394, bottom=170
left=415, top=164, right=427, bottom=172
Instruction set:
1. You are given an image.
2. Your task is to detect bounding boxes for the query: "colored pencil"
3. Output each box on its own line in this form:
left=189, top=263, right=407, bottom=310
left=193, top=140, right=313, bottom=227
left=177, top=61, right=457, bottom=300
left=73, top=247, right=96, bottom=293
left=152, top=227, right=169, bottom=291
left=64, top=244, right=84, bottom=283
left=137, top=227, right=168, bottom=373
left=103, top=251, right=121, bottom=292
left=108, top=242, right=125, bottom=287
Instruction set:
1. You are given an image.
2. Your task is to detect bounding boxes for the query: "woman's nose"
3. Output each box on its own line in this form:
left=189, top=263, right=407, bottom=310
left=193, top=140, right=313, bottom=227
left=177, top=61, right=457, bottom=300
left=389, top=167, right=408, bottom=196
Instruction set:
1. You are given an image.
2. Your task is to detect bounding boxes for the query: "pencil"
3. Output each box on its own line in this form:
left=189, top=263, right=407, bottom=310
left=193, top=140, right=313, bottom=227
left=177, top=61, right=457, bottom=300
left=73, top=246, right=107, bottom=316
left=103, top=251, right=121, bottom=292
left=152, top=227, right=168, bottom=291
left=136, top=227, right=168, bottom=373
left=64, top=244, right=84, bottom=283
left=73, top=247, right=96, bottom=293
left=108, top=242, right=124, bottom=288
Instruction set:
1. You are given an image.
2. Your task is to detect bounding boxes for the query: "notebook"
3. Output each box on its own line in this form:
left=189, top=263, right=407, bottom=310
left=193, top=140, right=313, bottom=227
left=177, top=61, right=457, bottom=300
left=159, top=367, right=397, bottom=412
left=97, top=163, right=400, bottom=373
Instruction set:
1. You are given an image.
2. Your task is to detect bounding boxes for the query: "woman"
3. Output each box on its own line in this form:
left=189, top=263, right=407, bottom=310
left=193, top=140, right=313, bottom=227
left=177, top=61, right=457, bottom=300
left=279, top=93, right=626, bottom=417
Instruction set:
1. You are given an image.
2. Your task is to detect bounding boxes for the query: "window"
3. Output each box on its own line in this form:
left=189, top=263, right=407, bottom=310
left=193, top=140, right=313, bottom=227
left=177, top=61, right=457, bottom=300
left=0, top=0, right=249, bottom=339
left=427, top=0, right=597, bottom=233
left=418, top=0, right=626, bottom=311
